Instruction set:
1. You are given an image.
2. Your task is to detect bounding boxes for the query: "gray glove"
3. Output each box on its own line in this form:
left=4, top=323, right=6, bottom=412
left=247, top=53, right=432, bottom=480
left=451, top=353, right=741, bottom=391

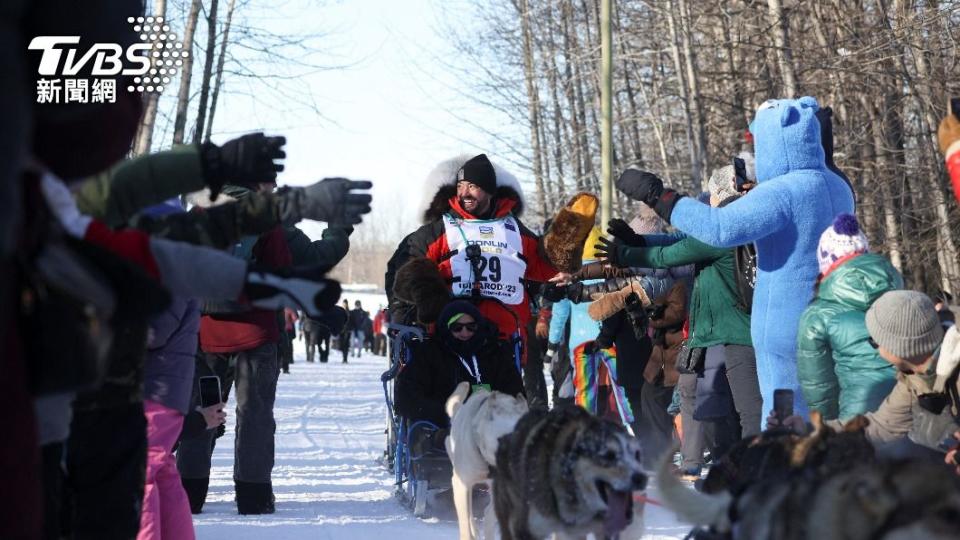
left=277, top=178, right=373, bottom=226
left=244, top=264, right=341, bottom=318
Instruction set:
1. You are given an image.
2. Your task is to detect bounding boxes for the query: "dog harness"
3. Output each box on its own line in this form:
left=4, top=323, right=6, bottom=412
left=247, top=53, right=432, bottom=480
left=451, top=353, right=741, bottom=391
left=443, top=213, right=526, bottom=305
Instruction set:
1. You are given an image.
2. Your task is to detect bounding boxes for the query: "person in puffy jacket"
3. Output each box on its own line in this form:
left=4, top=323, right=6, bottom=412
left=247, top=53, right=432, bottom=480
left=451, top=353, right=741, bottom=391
left=797, top=213, right=903, bottom=421
left=394, top=300, right=524, bottom=426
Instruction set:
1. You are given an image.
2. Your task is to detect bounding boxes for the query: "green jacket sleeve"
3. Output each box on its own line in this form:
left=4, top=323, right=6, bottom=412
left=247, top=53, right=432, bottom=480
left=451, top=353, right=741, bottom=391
left=620, top=237, right=726, bottom=269
left=74, top=145, right=205, bottom=224
left=796, top=305, right=841, bottom=420
left=285, top=225, right=350, bottom=267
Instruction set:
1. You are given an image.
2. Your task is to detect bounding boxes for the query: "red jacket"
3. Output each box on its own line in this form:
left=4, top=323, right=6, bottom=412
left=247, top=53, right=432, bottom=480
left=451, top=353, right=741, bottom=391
left=373, top=309, right=386, bottom=334
left=386, top=185, right=557, bottom=352
left=200, top=226, right=292, bottom=353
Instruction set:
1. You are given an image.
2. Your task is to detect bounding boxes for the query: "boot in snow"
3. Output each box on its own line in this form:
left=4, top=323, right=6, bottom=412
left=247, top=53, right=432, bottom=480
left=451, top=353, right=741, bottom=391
left=181, top=477, right=210, bottom=514
left=236, top=480, right=275, bottom=515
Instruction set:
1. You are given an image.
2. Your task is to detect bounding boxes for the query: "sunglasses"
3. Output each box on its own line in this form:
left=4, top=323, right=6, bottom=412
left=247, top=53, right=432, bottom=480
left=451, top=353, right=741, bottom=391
left=867, top=337, right=879, bottom=349
left=450, top=322, right=478, bottom=333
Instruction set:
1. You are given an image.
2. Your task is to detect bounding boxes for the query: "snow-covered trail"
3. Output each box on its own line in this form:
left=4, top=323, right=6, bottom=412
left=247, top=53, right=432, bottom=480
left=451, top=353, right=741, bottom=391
left=193, top=348, right=691, bottom=539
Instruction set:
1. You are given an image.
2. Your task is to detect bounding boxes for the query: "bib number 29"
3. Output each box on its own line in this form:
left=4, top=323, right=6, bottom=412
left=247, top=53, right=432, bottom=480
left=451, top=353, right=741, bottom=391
left=474, top=255, right=502, bottom=283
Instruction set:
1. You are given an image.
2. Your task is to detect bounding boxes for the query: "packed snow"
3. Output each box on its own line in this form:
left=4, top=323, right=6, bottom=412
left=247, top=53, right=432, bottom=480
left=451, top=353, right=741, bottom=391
left=193, top=292, right=691, bottom=539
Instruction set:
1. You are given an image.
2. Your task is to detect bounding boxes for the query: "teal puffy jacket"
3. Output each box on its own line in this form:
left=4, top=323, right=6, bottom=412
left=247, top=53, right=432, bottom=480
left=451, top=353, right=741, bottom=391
left=796, top=253, right=903, bottom=420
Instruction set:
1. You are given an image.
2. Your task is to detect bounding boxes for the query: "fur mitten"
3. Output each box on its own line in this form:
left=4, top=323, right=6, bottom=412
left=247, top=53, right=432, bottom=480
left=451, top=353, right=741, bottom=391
left=587, top=282, right=651, bottom=321
left=542, top=192, right=598, bottom=272
left=393, top=257, right=450, bottom=325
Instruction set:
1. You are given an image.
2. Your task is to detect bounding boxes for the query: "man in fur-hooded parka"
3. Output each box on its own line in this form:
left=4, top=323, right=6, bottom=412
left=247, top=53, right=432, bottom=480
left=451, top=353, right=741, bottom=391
left=385, top=154, right=561, bottom=354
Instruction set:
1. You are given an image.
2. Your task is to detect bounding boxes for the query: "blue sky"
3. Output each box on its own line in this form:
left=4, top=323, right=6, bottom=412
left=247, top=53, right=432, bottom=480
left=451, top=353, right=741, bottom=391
left=193, top=0, right=526, bottom=239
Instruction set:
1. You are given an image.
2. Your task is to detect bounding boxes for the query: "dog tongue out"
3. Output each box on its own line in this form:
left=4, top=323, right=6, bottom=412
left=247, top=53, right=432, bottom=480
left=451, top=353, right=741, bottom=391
left=603, top=489, right=631, bottom=535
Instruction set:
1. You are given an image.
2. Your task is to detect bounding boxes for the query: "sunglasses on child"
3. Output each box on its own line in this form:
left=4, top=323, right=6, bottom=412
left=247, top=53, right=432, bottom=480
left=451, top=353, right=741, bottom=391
left=449, top=322, right=478, bottom=333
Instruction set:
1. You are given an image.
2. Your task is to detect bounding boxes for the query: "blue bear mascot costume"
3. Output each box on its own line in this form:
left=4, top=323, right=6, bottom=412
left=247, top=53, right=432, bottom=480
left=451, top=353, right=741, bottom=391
left=609, top=97, right=854, bottom=416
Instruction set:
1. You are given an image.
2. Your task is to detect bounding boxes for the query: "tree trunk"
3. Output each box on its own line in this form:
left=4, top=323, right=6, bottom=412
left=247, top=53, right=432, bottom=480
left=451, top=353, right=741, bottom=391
left=765, top=0, right=799, bottom=97
left=516, top=0, right=548, bottom=221
left=677, top=0, right=707, bottom=186
left=132, top=0, right=167, bottom=156
left=193, top=0, right=219, bottom=144
left=204, top=0, right=236, bottom=142
left=665, top=0, right=698, bottom=190
left=172, top=0, right=202, bottom=145
left=543, top=2, right=567, bottom=204
left=561, top=0, right=586, bottom=191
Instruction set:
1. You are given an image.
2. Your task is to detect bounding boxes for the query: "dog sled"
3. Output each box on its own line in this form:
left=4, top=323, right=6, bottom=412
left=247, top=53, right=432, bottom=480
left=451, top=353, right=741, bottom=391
left=380, top=320, right=454, bottom=517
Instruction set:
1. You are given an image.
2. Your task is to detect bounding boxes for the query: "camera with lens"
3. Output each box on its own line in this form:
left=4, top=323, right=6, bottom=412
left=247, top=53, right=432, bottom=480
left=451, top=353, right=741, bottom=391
left=623, top=292, right=649, bottom=340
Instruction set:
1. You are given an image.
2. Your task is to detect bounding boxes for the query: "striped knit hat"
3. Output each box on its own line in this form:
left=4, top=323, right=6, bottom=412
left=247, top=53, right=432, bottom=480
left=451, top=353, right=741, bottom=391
left=866, top=290, right=944, bottom=359
left=817, top=213, right=869, bottom=274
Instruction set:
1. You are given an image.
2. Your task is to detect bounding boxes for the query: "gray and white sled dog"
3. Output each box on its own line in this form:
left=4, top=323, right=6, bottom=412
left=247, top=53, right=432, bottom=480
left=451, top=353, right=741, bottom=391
left=492, top=404, right=648, bottom=540
left=445, top=382, right=529, bottom=540
left=654, top=414, right=960, bottom=540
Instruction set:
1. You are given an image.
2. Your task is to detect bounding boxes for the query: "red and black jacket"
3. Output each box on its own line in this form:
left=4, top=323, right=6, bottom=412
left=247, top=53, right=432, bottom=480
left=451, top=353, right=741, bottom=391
left=385, top=184, right=557, bottom=342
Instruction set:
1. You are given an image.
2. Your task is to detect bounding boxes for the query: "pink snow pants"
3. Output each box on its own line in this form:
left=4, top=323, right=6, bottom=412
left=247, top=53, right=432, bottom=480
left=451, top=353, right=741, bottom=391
left=138, top=400, right=195, bottom=540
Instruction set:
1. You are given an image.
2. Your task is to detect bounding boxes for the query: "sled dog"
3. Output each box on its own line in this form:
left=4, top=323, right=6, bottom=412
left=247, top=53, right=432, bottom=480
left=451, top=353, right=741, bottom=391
left=656, top=413, right=960, bottom=539
left=445, top=382, right=529, bottom=540
left=492, top=405, right=647, bottom=540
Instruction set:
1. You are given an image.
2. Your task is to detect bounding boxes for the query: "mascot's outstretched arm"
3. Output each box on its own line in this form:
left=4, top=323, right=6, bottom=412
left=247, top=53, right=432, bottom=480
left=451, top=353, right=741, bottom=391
left=613, top=167, right=789, bottom=249
left=669, top=186, right=789, bottom=248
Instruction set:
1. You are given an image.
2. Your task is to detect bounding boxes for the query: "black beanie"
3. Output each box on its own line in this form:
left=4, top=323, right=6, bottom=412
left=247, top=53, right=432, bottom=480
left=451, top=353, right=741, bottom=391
left=456, top=154, right=497, bottom=194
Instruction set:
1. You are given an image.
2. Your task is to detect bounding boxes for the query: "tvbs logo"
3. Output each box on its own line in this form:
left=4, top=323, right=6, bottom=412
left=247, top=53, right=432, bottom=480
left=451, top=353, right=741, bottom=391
left=29, top=16, right=187, bottom=103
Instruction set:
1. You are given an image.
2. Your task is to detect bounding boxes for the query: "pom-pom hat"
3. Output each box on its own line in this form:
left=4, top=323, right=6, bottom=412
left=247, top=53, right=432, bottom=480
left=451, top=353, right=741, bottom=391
left=817, top=213, right=869, bottom=274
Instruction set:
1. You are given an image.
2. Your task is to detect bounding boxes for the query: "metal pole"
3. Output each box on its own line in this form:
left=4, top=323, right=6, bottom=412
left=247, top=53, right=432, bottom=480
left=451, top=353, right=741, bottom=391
left=600, top=0, right=613, bottom=229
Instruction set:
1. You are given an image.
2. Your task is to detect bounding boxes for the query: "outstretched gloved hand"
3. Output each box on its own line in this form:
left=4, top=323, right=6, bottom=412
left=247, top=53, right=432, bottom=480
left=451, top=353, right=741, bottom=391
left=201, top=132, right=287, bottom=198
left=277, top=177, right=373, bottom=226
left=606, top=218, right=645, bottom=247
left=244, top=264, right=341, bottom=318
left=593, top=236, right=626, bottom=267
left=615, top=169, right=685, bottom=222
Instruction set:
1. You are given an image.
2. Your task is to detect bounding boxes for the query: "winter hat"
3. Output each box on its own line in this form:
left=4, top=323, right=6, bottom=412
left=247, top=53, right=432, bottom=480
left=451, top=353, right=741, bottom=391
left=437, top=300, right=489, bottom=356
left=707, top=166, right=739, bottom=202
left=866, top=290, right=944, bottom=359
left=457, top=154, right=497, bottom=194
left=708, top=152, right=757, bottom=203
left=629, top=203, right=664, bottom=234
left=817, top=213, right=869, bottom=274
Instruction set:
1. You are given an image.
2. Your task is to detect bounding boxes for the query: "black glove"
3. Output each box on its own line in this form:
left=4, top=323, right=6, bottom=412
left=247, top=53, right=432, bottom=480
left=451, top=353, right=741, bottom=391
left=615, top=169, right=685, bottom=222
left=606, top=218, right=645, bottom=247
left=593, top=236, right=625, bottom=267
left=244, top=264, right=341, bottom=318
left=201, top=132, right=287, bottom=198
left=594, top=335, right=613, bottom=350
left=277, top=177, right=373, bottom=226
left=542, top=283, right=567, bottom=303
left=564, top=281, right=585, bottom=303
left=583, top=341, right=600, bottom=355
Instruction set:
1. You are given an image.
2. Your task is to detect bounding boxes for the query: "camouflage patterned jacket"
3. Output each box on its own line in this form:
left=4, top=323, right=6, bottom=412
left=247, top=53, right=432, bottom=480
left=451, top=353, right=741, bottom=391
left=74, top=144, right=351, bottom=254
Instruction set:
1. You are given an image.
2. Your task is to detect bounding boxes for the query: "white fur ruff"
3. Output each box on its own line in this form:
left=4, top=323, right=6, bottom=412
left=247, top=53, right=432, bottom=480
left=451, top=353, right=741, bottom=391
left=418, top=155, right=525, bottom=221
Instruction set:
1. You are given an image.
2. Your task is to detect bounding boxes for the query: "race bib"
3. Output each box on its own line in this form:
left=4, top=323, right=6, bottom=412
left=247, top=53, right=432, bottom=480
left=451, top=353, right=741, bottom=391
left=443, top=214, right=527, bottom=305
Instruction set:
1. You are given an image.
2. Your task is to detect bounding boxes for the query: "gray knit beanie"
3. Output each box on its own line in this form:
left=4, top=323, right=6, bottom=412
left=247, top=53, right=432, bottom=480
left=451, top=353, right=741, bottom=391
left=866, top=290, right=944, bottom=359
left=707, top=165, right=740, bottom=202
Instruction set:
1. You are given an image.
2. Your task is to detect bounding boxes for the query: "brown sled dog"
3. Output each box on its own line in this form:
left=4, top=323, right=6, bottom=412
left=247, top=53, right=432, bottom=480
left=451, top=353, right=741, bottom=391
left=492, top=405, right=647, bottom=540
left=657, top=412, right=960, bottom=540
